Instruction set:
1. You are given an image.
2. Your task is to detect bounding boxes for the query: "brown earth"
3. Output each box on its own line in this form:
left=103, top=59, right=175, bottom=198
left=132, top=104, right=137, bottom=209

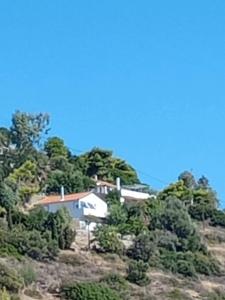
left=4, top=225, right=225, bottom=300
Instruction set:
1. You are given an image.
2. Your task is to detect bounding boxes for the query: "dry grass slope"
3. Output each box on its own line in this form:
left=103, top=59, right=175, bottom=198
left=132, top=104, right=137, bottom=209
left=3, top=225, right=225, bottom=300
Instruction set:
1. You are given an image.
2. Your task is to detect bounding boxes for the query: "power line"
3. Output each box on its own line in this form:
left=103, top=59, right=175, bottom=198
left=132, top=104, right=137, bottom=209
left=135, top=168, right=170, bottom=186
left=67, top=146, right=170, bottom=186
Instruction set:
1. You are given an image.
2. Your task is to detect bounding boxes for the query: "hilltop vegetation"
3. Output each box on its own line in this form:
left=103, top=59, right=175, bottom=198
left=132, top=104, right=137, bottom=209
left=1, top=112, right=225, bottom=299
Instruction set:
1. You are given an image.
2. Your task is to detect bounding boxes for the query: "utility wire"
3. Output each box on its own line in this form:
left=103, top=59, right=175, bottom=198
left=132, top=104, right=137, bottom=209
left=67, top=146, right=170, bottom=187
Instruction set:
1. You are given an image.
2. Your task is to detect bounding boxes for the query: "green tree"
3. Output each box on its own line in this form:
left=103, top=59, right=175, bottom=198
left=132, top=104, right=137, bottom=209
left=178, top=171, right=196, bottom=189
left=127, top=232, right=156, bottom=262
left=80, top=148, right=139, bottom=185
left=46, top=163, right=94, bottom=194
left=10, top=111, right=49, bottom=150
left=44, top=137, right=68, bottom=158
left=107, top=204, right=127, bottom=226
left=7, top=160, right=39, bottom=203
left=189, top=188, right=218, bottom=222
left=158, top=181, right=193, bottom=206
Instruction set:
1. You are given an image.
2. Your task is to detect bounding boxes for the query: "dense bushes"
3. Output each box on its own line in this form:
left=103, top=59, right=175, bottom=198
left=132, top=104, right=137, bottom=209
left=0, top=206, right=75, bottom=261
left=0, top=263, right=24, bottom=293
left=210, top=210, right=225, bottom=228
left=126, top=260, right=150, bottom=286
left=61, top=282, right=122, bottom=300
left=127, top=232, right=156, bottom=262
left=100, top=273, right=128, bottom=299
left=93, top=192, right=222, bottom=278
left=0, top=287, right=11, bottom=300
left=94, top=225, right=124, bottom=255
left=158, top=250, right=220, bottom=277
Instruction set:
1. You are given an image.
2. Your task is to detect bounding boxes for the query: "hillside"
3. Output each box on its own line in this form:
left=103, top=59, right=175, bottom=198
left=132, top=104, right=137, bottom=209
left=1, top=112, right=225, bottom=300
left=1, top=224, right=225, bottom=300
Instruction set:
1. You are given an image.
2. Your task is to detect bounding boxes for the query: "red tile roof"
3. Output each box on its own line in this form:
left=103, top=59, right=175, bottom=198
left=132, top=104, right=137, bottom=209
left=38, top=191, right=91, bottom=205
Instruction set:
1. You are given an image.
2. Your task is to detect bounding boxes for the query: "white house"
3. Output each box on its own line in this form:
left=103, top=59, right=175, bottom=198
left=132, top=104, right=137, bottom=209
left=37, top=177, right=154, bottom=231
left=93, top=177, right=155, bottom=203
left=38, top=190, right=107, bottom=230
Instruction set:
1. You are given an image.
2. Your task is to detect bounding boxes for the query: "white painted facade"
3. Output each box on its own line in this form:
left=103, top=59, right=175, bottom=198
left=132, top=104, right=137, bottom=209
left=120, top=188, right=151, bottom=200
left=42, top=193, right=107, bottom=230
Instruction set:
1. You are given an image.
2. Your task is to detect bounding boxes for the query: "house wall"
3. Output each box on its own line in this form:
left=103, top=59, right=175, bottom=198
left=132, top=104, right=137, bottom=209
left=121, top=188, right=150, bottom=200
left=43, top=193, right=108, bottom=221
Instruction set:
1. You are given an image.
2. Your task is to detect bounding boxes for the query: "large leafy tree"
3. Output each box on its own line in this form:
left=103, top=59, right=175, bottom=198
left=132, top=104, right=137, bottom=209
left=79, top=148, right=139, bottom=185
left=178, top=171, right=196, bottom=189
left=44, top=136, right=68, bottom=159
left=11, top=111, right=50, bottom=150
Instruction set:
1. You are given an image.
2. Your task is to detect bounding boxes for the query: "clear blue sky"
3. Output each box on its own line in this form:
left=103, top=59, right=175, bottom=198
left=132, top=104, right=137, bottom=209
left=1, top=1, right=225, bottom=206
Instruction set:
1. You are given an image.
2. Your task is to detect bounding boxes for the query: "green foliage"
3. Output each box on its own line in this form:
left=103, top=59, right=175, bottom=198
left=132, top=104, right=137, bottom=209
left=206, top=289, right=225, bottom=300
left=10, top=111, right=49, bottom=150
left=0, top=183, right=18, bottom=210
left=100, top=273, right=128, bottom=299
left=0, top=206, right=74, bottom=261
left=159, top=250, right=220, bottom=277
left=46, top=169, right=92, bottom=194
left=159, top=197, right=195, bottom=239
left=20, top=265, right=37, bottom=286
left=105, top=190, right=121, bottom=206
left=127, top=232, right=156, bottom=262
left=79, top=148, right=139, bottom=185
left=126, top=260, right=150, bottom=286
left=0, top=262, right=24, bottom=293
left=193, top=252, right=220, bottom=275
left=7, top=160, right=39, bottom=203
left=210, top=210, right=225, bottom=227
left=158, top=181, right=193, bottom=205
left=61, top=282, right=122, bottom=300
left=44, top=137, right=68, bottom=158
left=167, top=289, right=192, bottom=300
left=108, top=204, right=127, bottom=226
left=8, top=228, right=58, bottom=260
left=94, top=225, right=124, bottom=255
left=0, top=287, right=11, bottom=300
left=1, top=113, right=225, bottom=285
left=189, top=188, right=217, bottom=221
left=178, top=171, right=196, bottom=189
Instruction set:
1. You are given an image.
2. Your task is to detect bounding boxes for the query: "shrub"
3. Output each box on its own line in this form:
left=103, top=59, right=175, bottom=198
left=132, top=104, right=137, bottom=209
left=20, top=265, right=37, bottom=286
left=159, top=250, right=197, bottom=277
left=168, top=288, right=192, bottom=300
left=61, top=282, right=122, bottom=300
left=206, top=289, right=225, bottom=300
left=159, top=250, right=180, bottom=273
left=194, top=252, right=221, bottom=276
left=8, top=229, right=58, bottom=260
left=0, top=287, right=11, bottom=300
left=24, top=288, right=42, bottom=299
left=210, top=210, right=225, bottom=228
left=107, top=204, right=127, bottom=226
left=176, top=260, right=196, bottom=277
left=127, top=260, right=150, bottom=286
left=157, top=231, right=179, bottom=252
left=100, top=273, right=128, bottom=298
left=127, top=232, right=156, bottom=262
left=94, top=225, right=124, bottom=255
left=0, top=262, right=24, bottom=293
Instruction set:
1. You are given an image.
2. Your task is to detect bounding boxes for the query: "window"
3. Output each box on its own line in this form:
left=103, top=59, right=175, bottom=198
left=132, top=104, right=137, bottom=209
left=73, top=202, right=79, bottom=209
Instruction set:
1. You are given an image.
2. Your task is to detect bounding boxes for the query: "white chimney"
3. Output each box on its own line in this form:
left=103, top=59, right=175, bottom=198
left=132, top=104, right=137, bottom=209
left=116, top=177, right=121, bottom=191
left=61, top=186, right=65, bottom=201
left=94, top=174, right=98, bottom=181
